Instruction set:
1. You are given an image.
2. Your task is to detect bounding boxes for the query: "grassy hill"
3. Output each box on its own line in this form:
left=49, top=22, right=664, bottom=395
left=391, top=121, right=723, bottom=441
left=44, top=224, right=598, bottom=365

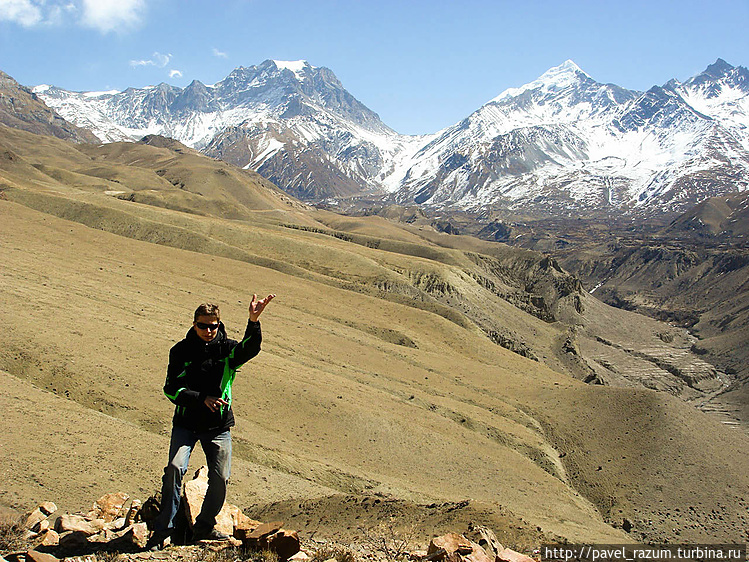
left=1, top=124, right=747, bottom=546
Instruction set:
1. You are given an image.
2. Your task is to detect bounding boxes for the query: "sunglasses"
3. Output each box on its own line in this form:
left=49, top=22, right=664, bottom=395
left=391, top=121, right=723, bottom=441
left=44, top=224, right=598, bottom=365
left=196, top=322, right=220, bottom=331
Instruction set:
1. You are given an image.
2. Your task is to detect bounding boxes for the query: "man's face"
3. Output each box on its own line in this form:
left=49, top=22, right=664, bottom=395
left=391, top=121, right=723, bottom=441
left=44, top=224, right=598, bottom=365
left=194, top=315, right=220, bottom=342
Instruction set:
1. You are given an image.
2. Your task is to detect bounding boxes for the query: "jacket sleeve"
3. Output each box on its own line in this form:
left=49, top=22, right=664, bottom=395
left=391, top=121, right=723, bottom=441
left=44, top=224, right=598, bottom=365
left=164, top=344, right=203, bottom=406
left=227, top=320, right=262, bottom=370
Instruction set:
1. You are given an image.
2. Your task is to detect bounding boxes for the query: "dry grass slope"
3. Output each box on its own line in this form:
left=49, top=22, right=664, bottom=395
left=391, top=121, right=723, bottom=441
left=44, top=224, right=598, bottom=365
left=1, top=124, right=747, bottom=547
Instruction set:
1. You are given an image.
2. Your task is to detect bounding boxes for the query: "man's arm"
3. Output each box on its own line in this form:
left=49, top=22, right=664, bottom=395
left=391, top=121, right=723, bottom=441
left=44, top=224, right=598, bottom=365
left=226, top=293, right=275, bottom=370
left=226, top=320, right=262, bottom=370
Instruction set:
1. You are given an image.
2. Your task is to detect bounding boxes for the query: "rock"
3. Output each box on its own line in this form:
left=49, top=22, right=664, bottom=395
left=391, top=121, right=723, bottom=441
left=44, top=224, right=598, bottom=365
left=55, top=515, right=105, bottom=536
left=237, top=521, right=299, bottom=560
left=39, top=503, right=57, bottom=517
left=183, top=466, right=209, bottom=528
left=429, top=533, right=473, bottom=560
left=57, top=531, right=90, bottom=550
left=24, top=509, right=48, bottom=532
left=34, top=529, right=60, bottom=547
left=182, top=466, right=260, bottom=538
left=496, top=548, right=537, bottom=562
left=60, top=556, right=97, bottom=562
left=88, top=493, right=129, bottom=523
left=468, top=525, right=503, bottom=559
left=243, top=520, right=284, bottom=540
left=107, top=523, right=149, bottom=551
left=260, top=529, right=301, bottom=561
left=223, top=505, right=261, bottom=538
left=288, top=552, right=310, bottom=562
left=124, top=500, right=141, bottom=527
left=25, top=550, right=60, bottom=562
left=428, top=533, right=493, bottom=562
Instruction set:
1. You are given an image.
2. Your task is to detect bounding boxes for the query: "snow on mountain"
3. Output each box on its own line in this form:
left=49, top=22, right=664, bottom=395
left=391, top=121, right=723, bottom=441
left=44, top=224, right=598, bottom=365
left=390, top=59, right=749, bottom=217
left=32, top=58, right=749, bottom=218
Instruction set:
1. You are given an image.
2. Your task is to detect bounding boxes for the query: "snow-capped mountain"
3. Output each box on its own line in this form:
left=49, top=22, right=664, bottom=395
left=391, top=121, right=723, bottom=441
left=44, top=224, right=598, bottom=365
left=35, top=59, right=424, bottom=201
left=391, top=59, right=749, bottom=217
left=33, top=58, right=749, bottom=217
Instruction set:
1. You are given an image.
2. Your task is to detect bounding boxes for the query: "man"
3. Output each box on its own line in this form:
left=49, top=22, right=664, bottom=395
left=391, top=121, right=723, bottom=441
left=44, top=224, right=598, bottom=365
left=147, top=293, right=275, bottom=549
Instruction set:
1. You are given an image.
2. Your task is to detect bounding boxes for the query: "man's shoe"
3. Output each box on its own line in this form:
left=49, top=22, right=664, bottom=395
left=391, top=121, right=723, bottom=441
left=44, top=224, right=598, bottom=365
left=192, top=527, right=231, bottom=542
left=145, top=528, right=172, bottom=551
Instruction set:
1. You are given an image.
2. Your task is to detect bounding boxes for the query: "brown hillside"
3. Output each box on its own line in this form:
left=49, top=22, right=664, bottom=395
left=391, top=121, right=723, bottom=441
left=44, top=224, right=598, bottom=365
left=0, top=125, right=747, bottom=546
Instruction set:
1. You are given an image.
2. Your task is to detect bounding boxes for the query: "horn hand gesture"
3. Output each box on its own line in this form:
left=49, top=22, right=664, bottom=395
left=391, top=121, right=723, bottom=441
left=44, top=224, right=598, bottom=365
left=249, top=293, right=275, bottom=322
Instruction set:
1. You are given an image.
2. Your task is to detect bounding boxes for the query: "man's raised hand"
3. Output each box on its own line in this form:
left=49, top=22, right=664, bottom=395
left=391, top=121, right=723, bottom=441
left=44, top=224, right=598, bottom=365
left=249, top=293, right=275, bottom=321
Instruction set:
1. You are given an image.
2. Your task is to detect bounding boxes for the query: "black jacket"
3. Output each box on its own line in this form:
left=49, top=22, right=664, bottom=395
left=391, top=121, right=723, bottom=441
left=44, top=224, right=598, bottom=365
left=164, top=320, right=261, bottom=431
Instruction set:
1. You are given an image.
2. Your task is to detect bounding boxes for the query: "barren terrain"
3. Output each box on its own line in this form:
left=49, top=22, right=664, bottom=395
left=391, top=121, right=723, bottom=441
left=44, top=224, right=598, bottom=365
left=1, top=125, right=747, bottom=548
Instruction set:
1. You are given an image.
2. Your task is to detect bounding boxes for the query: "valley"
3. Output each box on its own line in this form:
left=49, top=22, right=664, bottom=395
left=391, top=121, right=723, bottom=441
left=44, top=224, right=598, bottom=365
left=1, top=56, right=748, bottom=550
left=1, top=122, right=747, bottom=546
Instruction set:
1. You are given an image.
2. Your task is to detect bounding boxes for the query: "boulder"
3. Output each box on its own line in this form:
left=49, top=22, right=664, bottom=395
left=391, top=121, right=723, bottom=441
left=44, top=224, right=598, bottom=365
left=54, top=515, right=105, bottom=536
left=25, top=550, right=60, bottom=562
left=183, top=466, right=209, bottom=528
left=106, top=523, right=149, bottom=551
left=240, top=520, right=284, bottom=540
left=24, top=509, right=46, bottom=531
left=468, top=525, right=503, bottom=558
left=237, top=521, right=299, bottom=560
left=88, top=493, right=129, bottom=523
left=428, top=533, right=494, bottom=562
left=183, top=466, right=261, bottom=538
left=256, top=529, right=300, bottom=561
left=223, top=505, right=261, bottom=538
left=57, top=531, right=90, bottom=550
left=34, top=529, right=60, bottom=547
left=38, top=503, right=57, bottom=517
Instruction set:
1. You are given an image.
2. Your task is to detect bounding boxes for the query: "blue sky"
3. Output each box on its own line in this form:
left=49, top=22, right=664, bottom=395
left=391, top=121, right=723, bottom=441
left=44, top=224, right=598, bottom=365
left=1, top=0, right=747, bottom=135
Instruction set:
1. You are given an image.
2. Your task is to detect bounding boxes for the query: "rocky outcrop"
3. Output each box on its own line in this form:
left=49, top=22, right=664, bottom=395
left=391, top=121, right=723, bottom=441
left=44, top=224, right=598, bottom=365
left=0, top=71, right=98, bottom=144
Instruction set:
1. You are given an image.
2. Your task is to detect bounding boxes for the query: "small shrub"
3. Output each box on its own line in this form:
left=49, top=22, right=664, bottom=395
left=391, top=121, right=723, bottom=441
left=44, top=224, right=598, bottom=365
left=0, top=513, right=27, bottom=553
left=202, top=545, right=280, bottom=562
left=361, top=522, right=417, bottom=562
left=311, top=545, right=358, bottom=562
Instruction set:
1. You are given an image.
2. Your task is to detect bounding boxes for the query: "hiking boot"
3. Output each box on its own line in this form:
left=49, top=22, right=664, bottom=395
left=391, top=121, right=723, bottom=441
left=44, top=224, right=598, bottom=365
left=145, top=528, right=172, bottom=551
left=192, top=527, right=231, bottom=542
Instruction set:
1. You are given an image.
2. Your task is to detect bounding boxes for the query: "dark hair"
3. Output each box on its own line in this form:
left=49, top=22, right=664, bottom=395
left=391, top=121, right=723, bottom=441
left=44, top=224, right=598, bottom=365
left=194, top=303, right=220, bottom=321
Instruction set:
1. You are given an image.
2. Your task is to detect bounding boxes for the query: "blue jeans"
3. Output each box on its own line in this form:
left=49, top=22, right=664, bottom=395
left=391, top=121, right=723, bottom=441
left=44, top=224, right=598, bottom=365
left=153, top=425, right=232, bottom=533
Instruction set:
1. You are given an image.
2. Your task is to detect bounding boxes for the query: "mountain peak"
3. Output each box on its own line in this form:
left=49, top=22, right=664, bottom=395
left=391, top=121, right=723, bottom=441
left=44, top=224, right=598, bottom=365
left=704, top=58, right=734, bottom=78
left=492, top=59, right=592, bottom=102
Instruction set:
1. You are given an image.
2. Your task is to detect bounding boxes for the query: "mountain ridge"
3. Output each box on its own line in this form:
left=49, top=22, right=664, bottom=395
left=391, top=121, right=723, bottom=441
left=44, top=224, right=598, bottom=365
left=29, top=58, right=749, bottom=217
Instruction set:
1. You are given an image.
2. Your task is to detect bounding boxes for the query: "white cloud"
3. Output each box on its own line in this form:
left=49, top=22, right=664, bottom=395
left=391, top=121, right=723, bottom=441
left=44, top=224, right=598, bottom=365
left=212, top=48, right=228, bottom=59
left=45, top=2, right=76, bottom=25
left=80, top=0, right=144, bottom=33
left=0, top=0, right=43, bottom=26
left=169, top=69, right=183, bottom=79
left=130, top=52, right=172, bottom=68
left=0, top=0, right=142, bottom=32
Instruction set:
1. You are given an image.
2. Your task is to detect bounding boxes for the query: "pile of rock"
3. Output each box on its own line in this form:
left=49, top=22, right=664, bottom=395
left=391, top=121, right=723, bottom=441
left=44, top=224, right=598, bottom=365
left=3, top=466, right=300, bottom=562
left=4, top=492, right=148, bottom=562
left=416, top=528, right=536, bottom=562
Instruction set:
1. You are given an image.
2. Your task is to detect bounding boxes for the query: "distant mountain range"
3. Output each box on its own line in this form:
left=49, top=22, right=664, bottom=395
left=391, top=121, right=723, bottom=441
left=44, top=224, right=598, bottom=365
left=32, top=58, right=749, bottom=218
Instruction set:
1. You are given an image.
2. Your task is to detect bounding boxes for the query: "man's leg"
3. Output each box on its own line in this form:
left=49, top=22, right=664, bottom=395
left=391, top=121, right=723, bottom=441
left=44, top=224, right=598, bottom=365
left=192, top=428, right=231, bottom=540
left=152, top=425, right=197, bottom=534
